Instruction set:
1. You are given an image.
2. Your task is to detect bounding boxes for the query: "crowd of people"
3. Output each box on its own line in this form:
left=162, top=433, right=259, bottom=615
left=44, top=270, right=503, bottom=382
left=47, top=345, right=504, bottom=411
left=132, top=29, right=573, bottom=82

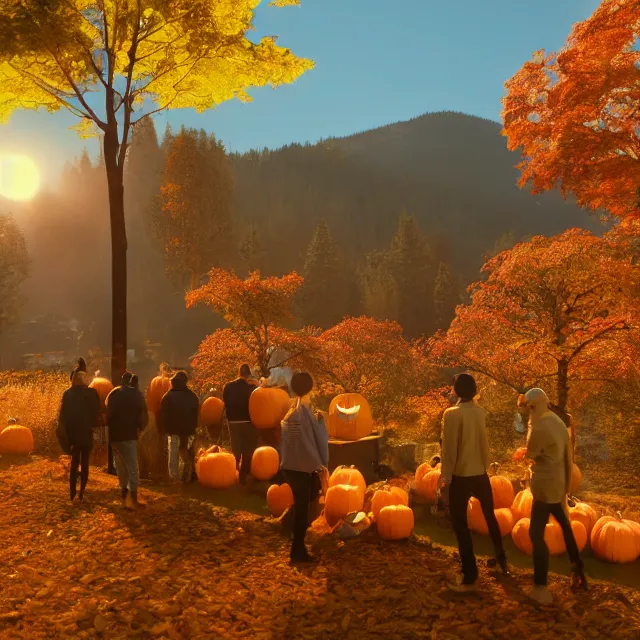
left=56, top=359, right=586, bottom=602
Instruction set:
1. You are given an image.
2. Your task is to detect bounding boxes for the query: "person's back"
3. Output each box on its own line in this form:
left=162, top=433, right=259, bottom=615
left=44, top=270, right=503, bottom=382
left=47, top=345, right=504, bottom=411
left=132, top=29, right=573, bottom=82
left=61, top=384, right=100, bottom=449
left=281, top=400, right=329, bottom=474
left=107, top=384, right=146, bottom=442
left=222, top=378, right=253, bottom=423
left=441, top=401, right=488, bottom=483
left=159, top=374, right=199, bottom=438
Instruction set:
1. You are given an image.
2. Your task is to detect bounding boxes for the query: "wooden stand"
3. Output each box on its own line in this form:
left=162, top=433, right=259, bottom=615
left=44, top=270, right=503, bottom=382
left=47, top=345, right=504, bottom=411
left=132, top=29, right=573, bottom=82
left=328, top=435, right=383, bottom=485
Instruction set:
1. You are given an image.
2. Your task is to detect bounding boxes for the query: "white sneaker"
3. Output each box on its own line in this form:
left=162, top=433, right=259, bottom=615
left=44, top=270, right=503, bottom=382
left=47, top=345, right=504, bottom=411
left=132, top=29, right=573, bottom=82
left=528, top=585, right=553, bottom=605
left=447, top=574, right=478, bottom=593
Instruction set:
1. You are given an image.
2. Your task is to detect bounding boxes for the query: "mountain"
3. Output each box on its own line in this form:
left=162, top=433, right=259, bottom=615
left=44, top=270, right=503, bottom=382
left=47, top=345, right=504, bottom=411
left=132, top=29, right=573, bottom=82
left=231, top=111, right=600, bottom=279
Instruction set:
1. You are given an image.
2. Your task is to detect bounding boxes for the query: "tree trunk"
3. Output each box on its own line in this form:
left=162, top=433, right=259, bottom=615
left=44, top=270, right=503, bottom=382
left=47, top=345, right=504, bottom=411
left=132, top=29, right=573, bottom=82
left=556, top=359, right=569, bottom=413
left=103, top=127, right=128, bottom=385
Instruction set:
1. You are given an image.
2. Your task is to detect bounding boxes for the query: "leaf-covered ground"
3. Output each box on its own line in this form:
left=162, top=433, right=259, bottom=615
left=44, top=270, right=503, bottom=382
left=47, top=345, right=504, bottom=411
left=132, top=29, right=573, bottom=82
left=1, top=458, right=640, bottom=640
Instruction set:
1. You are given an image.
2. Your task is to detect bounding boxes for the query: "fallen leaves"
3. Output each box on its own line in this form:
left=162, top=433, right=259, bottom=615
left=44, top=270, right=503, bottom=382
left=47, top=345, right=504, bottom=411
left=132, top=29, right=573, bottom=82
left=0, top=459, right=639, bottom=640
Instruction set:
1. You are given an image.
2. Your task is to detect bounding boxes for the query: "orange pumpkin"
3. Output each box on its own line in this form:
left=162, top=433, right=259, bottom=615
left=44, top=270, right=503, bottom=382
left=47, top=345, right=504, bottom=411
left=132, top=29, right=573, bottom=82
left=569, top=502, right=598, bottom=536
left=324, top=484, right=365, bottom=527
left=415, top=467, right=441, bottom=503
left=0, top=424, right=34, bottom=455
left=146, top=375, right=172, bottom=417
left=571, top=520, right=589, bottom=553
left=267, top=483, right=294, bottom=517
left=196, top=451, right=238, bottom=489
left=326, top=393, right=373, bottom=441
left=250, top=446, right=280, bottom=481
left=329, top=465, right=366, bottom=498
left=570, top=463, right=582, bottom=493
left=249, top=387, right=291, bottom=430
left=489, top=464, right=515, bottom=508
left=467, top=498, right=514, bottom=537
left=591, top=515, right=640, bottom=563
left=415, top=461, right=440, bottom=484
left=89, top=377, right=114, bottom=409
left=511, top=488, right=534, bottom=521
left=376, top=505, right=414, bottom=540
left=371, top=486, right=409, bottom=521
left=200, top=397, right=224, bottom=426
left=511, top=517, right=565, bottom=556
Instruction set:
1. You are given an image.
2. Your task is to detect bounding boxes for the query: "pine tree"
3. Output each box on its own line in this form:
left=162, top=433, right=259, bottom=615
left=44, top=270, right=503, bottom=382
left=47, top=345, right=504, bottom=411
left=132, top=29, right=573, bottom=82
left=433, top=262, right=459, bottom=330
left=360, top=250, right=398, bottom=321
left=300, top=221, right=345, bottom=328
left=239, top=225, right=266, bottom=274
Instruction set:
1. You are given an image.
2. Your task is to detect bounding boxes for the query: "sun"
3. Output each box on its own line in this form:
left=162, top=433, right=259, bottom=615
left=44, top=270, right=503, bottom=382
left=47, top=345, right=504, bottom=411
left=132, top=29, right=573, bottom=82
left=0, top=154, right=41, bottom=202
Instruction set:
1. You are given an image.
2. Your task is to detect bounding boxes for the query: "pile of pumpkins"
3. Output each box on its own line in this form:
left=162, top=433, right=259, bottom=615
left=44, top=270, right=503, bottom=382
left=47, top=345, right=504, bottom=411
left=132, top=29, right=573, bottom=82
left=415, top=460, right=640, bottom=564
left=0, top=419, right=34, bottom=455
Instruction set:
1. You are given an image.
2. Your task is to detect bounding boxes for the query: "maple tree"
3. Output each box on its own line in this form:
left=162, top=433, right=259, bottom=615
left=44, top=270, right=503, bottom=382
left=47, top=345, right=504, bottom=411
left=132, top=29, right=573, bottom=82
left=502, top=0, right=640, bottom=220
left=186, top=269, right=319, bottom=387
left=315, top=316, right=432, bottom=424
left=0, top=0, right=312, bottom=381
left=430, top=229, right=640, bottom=413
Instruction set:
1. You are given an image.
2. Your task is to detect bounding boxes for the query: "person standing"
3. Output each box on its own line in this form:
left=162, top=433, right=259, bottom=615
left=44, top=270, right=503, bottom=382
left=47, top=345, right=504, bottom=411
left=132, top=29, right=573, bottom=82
left=69, top=357, right=87, bottom=382
left=523, top=388, right=587, bottom=604
left=223, top=365, right=259, bottom=484
left=440, top=373, right=508, bottom=592
left=106, top=372, right=148, bottom=508
left=280, top=372, right=328, bottom=563
left=157, top=371, right=200, bottom=482
left=58, top=371, right=101, bottom=502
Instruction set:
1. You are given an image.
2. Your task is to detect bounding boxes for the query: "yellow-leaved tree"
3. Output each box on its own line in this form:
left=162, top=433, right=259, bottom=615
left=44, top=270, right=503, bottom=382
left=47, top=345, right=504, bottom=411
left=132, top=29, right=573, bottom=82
left=0, top=0, right=312, bottom=380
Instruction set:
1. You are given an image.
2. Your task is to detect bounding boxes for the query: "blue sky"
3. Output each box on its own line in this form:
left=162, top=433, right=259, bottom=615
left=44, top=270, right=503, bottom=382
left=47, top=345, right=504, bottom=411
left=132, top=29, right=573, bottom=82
left=2, top=0, right=600, bottom=187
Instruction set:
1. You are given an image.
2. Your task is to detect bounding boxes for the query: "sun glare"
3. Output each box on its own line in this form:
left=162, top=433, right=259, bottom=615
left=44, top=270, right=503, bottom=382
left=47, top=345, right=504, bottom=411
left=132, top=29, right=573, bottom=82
left=0, top=154, right=41, bottom=202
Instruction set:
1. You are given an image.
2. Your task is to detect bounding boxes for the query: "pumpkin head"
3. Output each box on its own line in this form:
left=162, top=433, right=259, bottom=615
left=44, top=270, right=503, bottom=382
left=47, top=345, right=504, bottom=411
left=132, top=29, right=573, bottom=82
left=511, top=517, right=565, bottom=556
left=326, top=393, right=373, bottom=441
left=250, top=446, right=280, bottom=481
left=196, top=451, right=238, bottom=489
left=324, top=484, right=365, bottom=527
left=511, top=488, right=534, bottom=521
left=591, top=515, right=640, bottom=563
left=489, top=463, right=515, bottom=509
left=200, top=397, right=224, bottom=426
left=89, top=377, right=114, bottom=409
left=267, top=483, right=294, bottom=517
left=146, top=375, right=172, bottom=417
left=376, top=505, right=414, bottom=540
left=570, top=463, right=582, bottom=493
left=249, top=387, right=291, bottom=430
left=0, top=425, right=34, bottom=455
left=467, top=498, right=514, bottom=537
left=415, top=467, right=441, bottom=503
left=329, top=466, right=366, bottom=497
left=371, top=486, right=409, bottom=521
left=569, top=502, right=598, bottom=536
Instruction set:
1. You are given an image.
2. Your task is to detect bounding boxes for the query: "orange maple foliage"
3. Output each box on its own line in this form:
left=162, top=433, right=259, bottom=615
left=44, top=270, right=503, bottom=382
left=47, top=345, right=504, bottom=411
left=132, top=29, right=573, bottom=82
left=315, top=316, right=432, bottom=423
left=430, top=229, right=639, bottom=412
left=502, top=0, right=640, bottom=220
left=186, top=269, right=319, bottom=386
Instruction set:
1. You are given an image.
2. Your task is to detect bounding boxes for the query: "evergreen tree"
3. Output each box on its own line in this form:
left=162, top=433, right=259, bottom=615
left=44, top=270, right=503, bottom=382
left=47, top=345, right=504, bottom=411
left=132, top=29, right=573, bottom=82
left=300, top=221, right=345, bottom=328
left=433, top=262, right=459, bottom=330
left=360, top=250, right=398, bottom=322
left=239, top=224, right=266, bottom=274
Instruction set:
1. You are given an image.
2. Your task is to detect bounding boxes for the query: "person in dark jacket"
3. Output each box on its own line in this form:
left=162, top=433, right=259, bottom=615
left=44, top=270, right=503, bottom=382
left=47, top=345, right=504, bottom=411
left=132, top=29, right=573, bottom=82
left=106, top=372, right=148, bottom=508
left=69, top=357, right=87, bottom=383
left=223, top=364, right=259, bottom=484
left=157, top=371, right=200, bottom=482
left=58, top=371, right=100, bottom=501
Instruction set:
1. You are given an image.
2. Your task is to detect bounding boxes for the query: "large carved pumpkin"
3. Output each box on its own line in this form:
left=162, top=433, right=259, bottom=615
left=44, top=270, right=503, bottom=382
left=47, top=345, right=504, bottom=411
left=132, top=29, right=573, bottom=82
left=569, top=502, right=598, bottom=537
left=415, top=466, right=441, bottom=503
left=196, top=451, right=238, bottom=489
left=570, top=463, right=582, bottom=493
left=489, top=464, right=515, bottom=509
left=267, top=483, right=294, bottom=517
left=250, top=446, right=280, bottom=481
left=326, top=393, right=373, bottom=441
left=146, top=375, right=172, bottom=417
left=377, top=505, right=414, bottom=540
left=89, top=377, right=114, bottom=409
left=511, top=517, right=566, bottom=556
left=591, top=515, right=640, bottom=563
left=329, top=466, right=366, bottom=498
left=467, top=498, right=514, bottom=537
left=200, top=397, right=224, bottom=426
left=249, top=387, right=291, bottom=430
left=371, top=486, right=409, bottom=521
left=511, top=488, right=534, bottom=521
left=325, top=484, right=365, bottom=527
left=0, top=424, right=34, bottom=455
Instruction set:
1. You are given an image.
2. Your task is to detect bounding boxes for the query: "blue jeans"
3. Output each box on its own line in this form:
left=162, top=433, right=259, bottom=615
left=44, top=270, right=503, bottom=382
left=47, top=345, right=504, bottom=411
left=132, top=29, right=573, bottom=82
left=168, top=435, right=195, bottom=481
left=112, top=440, right=139, bottom=494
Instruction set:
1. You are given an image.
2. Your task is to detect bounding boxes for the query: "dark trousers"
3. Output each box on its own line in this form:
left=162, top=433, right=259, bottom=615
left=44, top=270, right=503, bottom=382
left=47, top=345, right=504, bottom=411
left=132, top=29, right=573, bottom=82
left=229, top=422, right=258, bottom=481
left=283, top=469, right=315, bottom=558
left=70, top=446, right=91, bottom=499
left=449, top=473, right=505, bottom=584
left=530, top=500, right=583, bottom=586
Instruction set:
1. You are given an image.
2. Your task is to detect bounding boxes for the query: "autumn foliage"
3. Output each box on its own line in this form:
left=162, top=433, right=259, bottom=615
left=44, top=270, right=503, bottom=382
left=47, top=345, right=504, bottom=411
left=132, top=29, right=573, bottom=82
left=502, top=0, right=640, bottom=220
